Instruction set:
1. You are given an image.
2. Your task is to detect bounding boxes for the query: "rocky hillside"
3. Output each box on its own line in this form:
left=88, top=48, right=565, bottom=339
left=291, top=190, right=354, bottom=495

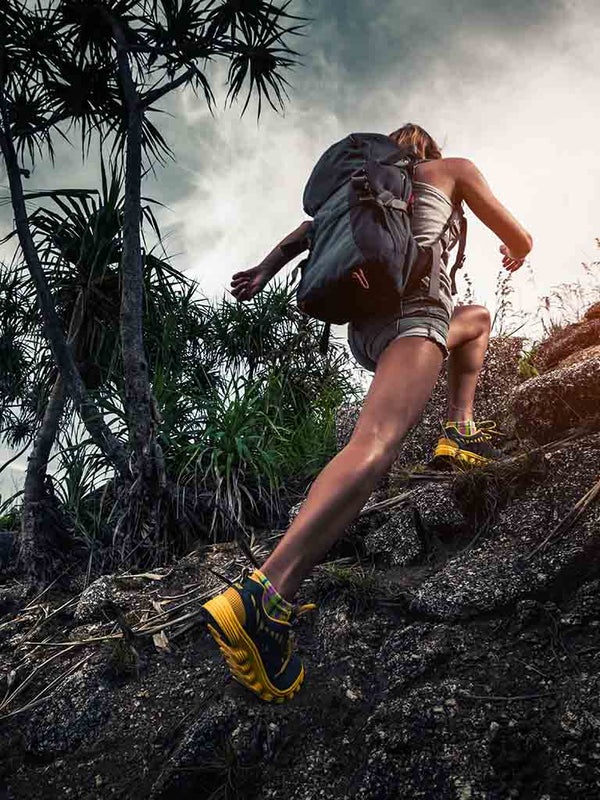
left=2, top=319, right=600, bottom=800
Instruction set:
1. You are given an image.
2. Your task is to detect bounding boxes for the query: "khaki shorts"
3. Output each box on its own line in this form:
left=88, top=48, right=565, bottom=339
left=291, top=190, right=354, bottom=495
left=347, top=291, right=453, bottom=372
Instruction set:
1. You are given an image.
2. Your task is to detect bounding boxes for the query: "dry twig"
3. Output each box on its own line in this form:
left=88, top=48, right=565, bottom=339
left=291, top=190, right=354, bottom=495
left=526, top=475, right=600, bottom=559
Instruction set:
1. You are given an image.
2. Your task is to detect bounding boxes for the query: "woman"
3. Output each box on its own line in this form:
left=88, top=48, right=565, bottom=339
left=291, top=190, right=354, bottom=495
left=202, top=124, right=532, bottom=703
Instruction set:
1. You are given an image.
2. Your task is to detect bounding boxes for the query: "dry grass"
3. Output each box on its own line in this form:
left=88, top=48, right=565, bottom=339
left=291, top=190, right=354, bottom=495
left=526, top=475, right=600, bottom=560
left=309, top=559, right=387, bottom=613
left=452, top=450, right=548, bottom=547
left=0, top=563, right=243, bottom=722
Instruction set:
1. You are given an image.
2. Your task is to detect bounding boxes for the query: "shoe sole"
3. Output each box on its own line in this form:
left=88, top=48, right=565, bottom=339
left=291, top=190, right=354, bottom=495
left=433, top=438, right=491, bottom=468
left=202, top=595, right=304, bottom=703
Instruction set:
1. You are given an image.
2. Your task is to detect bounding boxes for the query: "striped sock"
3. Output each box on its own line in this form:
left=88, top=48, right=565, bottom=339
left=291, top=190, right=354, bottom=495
left=250, top=569, right=293, bottom=622
left=445, top=420, right=477, bottom=436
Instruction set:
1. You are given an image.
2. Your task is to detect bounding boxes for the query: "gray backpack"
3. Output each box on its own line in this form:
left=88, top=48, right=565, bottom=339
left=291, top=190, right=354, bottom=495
left=296, top=132, right=467, bottom=325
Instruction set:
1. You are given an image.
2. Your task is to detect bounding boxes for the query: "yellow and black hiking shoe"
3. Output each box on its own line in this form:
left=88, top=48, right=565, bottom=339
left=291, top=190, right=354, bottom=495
left=432, top=421, right=504, bottom=468
left=202, top=572, right=316, bottom=703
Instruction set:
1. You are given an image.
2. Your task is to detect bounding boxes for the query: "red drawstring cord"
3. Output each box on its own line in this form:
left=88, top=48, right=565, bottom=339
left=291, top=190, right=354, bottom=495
left=351, top=267, right=370, bottom=289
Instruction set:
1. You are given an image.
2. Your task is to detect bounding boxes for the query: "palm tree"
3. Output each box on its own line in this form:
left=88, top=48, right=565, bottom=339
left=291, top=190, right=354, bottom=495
left=0, top=0, right=306, bottom=576
left=5, top=160, right=217, bottom=575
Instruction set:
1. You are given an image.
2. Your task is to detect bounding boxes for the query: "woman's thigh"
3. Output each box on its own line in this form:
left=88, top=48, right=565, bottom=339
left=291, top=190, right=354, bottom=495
left=350, top=335, right=443, bottom=454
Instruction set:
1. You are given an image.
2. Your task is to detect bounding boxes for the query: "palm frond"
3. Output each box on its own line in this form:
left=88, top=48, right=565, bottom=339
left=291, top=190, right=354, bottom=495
left=224, top=5, right=303, bottom=116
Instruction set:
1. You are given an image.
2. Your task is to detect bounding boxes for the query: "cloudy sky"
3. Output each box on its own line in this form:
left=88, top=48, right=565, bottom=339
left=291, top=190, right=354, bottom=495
left=152, top=0, right=600, bottom=319
left=3, top=0, right=600, bottom=312
left=2, top=0, right=600, bottom=492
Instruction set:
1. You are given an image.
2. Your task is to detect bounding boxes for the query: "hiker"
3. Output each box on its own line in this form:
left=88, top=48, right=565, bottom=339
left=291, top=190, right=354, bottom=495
left=202, top=124, right=532, bottom=703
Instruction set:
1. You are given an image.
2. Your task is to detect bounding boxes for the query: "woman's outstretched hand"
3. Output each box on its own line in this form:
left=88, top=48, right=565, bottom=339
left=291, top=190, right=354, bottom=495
left=230, top=264, right=271, bottom=301
left=500, top=244, right=527, bottom=273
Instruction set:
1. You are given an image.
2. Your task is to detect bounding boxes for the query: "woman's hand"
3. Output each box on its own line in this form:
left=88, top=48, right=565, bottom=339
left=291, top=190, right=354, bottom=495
left=500, top=244, right=527, bottom=273
left=230, top=264, right=271, bottom=301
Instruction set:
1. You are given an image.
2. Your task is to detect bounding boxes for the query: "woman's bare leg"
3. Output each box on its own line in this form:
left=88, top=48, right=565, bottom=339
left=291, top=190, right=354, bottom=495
left=446, top=305, right=491, bottom=421
left=261, top=336, right=443, bottom=601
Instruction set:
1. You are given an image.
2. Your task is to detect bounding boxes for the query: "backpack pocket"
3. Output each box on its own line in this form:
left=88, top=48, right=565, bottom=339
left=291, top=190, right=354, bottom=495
left=297, top=166, right=427, bottom=324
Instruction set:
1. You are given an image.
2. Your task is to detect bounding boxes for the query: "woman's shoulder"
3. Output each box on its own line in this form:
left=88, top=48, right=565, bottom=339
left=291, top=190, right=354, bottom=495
left=426, top=157, right=477, bottom=174
left=414, top=157, right=476, bottom=206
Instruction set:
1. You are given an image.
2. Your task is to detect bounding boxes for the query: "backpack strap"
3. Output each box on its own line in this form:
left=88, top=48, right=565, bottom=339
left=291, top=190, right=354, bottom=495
left=428, top=204, right=468, bottom=299
left=319, top=321, right=331, bottom=355
left=448, top=211, right=468, bottom=294
left=429, top=240, right=443, bottom=300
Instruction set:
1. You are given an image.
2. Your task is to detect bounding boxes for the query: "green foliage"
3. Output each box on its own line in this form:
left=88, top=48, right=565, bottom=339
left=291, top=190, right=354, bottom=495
left=166, top=276, right=361, bottom=539
left=1, top=143, right=359, bottom=555
left=310, top=560, right=380, bottom=613
left=0, top=511, right=19, bottom=530
left=51, top=431, right=113, bottom=548
left=517, top=346, right=539, bottom=381
left=0, top=260, right=49, bottom=449
left=1, top=260, right=360, bottom=549
left=0, top=0, right=312, bottom=571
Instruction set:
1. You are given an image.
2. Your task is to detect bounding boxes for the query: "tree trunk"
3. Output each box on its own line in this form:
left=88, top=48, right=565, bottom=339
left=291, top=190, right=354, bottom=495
left=19, top=373, right=67, bottom=581
left=0, top=94, right=130, bottom=481
left=121, top=104, right=153, bottom=474
left=18, top=290, right=85, bottom=580
left=111, top=18, right=162, bottom=486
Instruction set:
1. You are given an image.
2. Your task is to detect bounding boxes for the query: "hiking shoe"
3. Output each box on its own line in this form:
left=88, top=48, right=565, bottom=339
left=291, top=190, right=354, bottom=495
left=432, top=420, right=504, bottom=468
left=202, top=572, right=315, bottom=703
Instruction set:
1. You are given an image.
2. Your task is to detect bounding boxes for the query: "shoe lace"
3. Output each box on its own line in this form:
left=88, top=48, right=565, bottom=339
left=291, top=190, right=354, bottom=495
left=475, top=420, right=506, bottom=440
left=294, top=602, right=318, bottom=619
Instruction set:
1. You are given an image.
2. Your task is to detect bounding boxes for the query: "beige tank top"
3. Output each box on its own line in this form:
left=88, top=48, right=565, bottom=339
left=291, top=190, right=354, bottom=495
left=411, top=180, right=461, bottom=250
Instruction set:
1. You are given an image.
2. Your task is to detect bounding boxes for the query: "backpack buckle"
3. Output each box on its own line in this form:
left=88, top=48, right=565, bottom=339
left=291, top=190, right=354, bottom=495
left=376, top=190, right=408, bottom=212
left=351, top=172, right=372, bottom=201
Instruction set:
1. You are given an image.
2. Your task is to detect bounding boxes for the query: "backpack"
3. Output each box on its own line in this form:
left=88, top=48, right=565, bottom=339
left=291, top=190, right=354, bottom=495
left=295, top=132, right=467, bottom=326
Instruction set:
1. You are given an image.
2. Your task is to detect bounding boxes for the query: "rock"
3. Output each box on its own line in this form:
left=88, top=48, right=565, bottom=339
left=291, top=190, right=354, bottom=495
left=0, top=581, right=27, bottom=619
left=558, top=343, right=600, bottom=369
left=290, top=493, right=390, bottom=536
left=150, top=696, right=240, bottom=799
left=4, top=503, right=600, bottom=799
left=407, top=433, right=600, bottom=619
left=26, top=662, right=112, bottom=756
left=5, top=429, right=600, bottom=800
left=363, top=483, right=466, bottom=566
left=363, top=507, right=423, bottom=567
left=74, top=575, right=120, bottom=623
left=337, top=337, right=523, bottom=469
left=410, top=481, right=466, bottom=534
left=288, top=500, right=302, bottom=525
left=584, top=301, right=600, bottom=321
left=377, top=623, right=467, bottom=695
left=512, top=357, right=600, bottom=443
left=534, top=318, right=600, bottom=373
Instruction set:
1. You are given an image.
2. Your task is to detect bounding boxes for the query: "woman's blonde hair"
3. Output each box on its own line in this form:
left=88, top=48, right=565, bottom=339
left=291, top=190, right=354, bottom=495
left=388, top=123, right=442, bottom=161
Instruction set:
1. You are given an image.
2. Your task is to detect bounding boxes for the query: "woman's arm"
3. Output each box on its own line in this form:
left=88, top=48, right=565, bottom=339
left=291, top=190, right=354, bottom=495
left=455, top=158, right=533, bottom=260
left=231, top=220, right=312, bottom=301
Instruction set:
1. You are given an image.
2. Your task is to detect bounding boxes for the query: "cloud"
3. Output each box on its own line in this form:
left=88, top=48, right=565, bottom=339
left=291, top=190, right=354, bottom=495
left=165, top=0, right=600, bottom=329
left=2, top=0, right=600, bottom=326
left=290, top=0, right=568, bottom=116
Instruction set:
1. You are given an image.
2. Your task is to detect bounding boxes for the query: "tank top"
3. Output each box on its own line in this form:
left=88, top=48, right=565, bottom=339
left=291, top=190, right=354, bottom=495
left=411, top=180, right=461, bottom=250
left=408, top=180, right=461, bottom=311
